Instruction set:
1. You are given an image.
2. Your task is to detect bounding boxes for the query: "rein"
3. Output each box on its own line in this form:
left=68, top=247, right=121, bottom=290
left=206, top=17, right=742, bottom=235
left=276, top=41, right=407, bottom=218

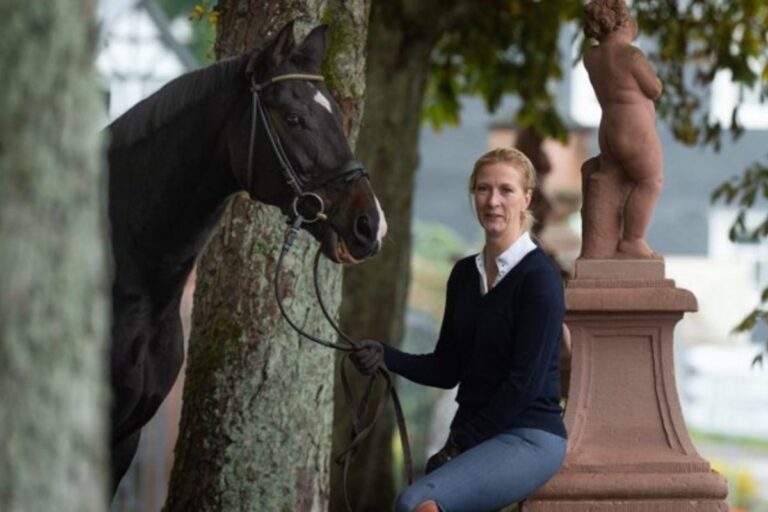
left=251, top=73, right=414, bottom=509
left=274, top=216, right=414, bottom=512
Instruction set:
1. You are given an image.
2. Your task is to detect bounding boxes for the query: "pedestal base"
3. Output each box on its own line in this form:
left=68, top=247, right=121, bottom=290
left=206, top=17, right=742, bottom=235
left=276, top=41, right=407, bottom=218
left=525, top=499, right=727, bottom=512
left=523, top=260, right=728, bottom=511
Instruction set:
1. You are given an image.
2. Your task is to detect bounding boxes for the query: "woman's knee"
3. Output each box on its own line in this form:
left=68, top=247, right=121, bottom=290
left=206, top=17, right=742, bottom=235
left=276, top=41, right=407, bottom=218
left=394, top=489, right=419, bottom=512
left=395, top=486, right=439, bottom=512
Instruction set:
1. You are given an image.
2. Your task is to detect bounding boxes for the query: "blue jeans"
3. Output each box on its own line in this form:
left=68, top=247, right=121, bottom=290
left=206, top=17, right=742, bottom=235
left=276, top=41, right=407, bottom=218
left=395, top=428, right=566, bottom=512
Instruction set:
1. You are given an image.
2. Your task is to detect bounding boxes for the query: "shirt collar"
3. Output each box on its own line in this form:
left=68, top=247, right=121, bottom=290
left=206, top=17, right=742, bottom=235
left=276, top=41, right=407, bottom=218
left=475, top=231, right=537, bottom=295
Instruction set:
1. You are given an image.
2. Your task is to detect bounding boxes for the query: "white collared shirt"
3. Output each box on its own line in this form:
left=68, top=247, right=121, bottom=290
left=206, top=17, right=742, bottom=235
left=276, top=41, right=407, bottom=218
left=475, top=231, right=537, bottom=296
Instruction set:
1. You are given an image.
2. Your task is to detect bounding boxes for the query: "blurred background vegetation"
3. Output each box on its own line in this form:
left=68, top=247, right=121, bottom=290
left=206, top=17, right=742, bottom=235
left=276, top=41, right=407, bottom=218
left=157, top=0, right=216, bottom=62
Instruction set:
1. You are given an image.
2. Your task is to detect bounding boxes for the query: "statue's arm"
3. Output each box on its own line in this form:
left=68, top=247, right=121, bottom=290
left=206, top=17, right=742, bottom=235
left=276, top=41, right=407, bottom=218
left=629, top=47, right=662, bottom=100
left=583, top=47, right=598, bottom=74
left=582, top=48, right=603, bottom=102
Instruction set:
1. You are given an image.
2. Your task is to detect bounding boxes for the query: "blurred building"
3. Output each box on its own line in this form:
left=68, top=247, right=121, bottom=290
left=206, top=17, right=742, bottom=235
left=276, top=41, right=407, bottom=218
left=97, top=0, right=197, bottom=122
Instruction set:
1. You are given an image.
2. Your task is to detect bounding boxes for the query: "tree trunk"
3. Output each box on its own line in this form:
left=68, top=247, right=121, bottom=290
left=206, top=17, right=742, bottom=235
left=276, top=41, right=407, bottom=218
left=164, top=2, right=368, bottom=511
left=332, top=2, right=441, bottom=509
left=0, top=2, right=108, bottom=511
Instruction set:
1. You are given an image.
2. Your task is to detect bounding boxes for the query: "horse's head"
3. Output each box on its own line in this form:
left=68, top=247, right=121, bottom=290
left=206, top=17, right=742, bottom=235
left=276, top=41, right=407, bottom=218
left=231, top=22, right=386, bottom=264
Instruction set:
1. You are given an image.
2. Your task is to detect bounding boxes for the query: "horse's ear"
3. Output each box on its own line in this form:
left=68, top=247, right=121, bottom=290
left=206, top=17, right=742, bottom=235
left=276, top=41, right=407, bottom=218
left=270, top=21, right=297, bottom=63
left=247, top=21, right=296, bottom=76
left=293, top=25, right=327, bottom=71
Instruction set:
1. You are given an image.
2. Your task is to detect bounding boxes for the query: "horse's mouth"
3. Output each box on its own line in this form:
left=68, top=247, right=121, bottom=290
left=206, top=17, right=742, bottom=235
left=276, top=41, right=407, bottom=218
left=321, top=229, right=377, bottom=265
left=335, top=239, right=363, bottom=265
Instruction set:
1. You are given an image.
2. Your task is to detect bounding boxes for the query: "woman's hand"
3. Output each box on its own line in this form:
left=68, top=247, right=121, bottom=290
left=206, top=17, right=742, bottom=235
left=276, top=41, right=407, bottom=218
left=425, top=435, right=462, bottom=474
left=349, top=340, right=384, bottom=375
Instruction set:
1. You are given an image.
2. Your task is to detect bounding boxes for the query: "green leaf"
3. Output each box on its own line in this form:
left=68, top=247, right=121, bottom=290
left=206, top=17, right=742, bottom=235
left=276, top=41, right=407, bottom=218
left=758, top=218, right=768, bottom=238
left=741, top=187, right=758, bottom=207
left=711, top=181, right=732, bottom=203
left=732, top=309, right=760, bottom=333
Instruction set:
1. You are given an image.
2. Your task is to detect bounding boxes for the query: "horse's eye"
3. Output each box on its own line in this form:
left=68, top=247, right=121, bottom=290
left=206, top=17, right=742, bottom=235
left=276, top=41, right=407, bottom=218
left=285, top=113, right=302, bottom=126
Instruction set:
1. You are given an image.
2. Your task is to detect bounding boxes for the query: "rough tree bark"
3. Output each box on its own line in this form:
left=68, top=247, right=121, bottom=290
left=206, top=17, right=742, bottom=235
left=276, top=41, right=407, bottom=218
left=164, top=1, right=369, bottom=511
left=0, top=2, right=108, bottom=511
left=331, top=2, right=461, bottom=509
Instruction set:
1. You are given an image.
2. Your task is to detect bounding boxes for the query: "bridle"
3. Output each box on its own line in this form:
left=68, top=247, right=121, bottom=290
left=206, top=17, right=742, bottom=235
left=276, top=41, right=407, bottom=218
left=246, top=72, right=413, bottom=510
left=246, top=72, right=368, bottom=226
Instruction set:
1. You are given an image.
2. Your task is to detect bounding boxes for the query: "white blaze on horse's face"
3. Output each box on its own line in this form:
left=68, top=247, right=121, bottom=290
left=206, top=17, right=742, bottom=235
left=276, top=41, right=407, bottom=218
left=313, top=90, right=333, bottom=114
left=375, top=196, right=388, bottom=242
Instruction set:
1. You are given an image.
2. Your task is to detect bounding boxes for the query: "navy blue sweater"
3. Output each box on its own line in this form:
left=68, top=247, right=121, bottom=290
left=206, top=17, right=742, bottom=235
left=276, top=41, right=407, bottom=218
left=383, top=248, right=566, bottom=450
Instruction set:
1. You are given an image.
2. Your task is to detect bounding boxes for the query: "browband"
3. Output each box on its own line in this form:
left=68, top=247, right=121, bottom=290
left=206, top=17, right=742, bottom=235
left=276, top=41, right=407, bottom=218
left=252, top=73, right=325, bottom=91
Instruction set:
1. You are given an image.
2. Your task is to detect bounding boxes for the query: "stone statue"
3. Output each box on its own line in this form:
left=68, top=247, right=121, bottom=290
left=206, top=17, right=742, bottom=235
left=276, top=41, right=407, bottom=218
left=579, top=0, right=663, bottom=259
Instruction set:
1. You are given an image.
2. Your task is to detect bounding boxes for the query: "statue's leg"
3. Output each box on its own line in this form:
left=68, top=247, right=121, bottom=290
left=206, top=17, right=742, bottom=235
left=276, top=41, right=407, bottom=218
left=617, top=163, right=662, bottom=259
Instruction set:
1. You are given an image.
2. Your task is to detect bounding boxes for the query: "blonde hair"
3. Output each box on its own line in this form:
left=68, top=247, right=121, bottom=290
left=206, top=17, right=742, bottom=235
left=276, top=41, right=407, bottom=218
left=469, top=147, right=537, bottom=233
left=584, top=0, right=631, bottom=40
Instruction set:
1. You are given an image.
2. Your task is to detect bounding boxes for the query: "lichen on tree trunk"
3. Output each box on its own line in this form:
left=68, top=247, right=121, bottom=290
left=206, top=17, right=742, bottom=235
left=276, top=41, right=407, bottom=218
left=164, top=2, right=369, bottom=511
left=165, top=198, right=340, bottom=512
left=0, top=2, right=108, bottom=511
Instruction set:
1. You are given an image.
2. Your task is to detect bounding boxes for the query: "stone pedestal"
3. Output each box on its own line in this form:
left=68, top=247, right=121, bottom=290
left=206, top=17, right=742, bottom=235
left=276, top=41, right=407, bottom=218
left=523, top=259, right=728, bottom=512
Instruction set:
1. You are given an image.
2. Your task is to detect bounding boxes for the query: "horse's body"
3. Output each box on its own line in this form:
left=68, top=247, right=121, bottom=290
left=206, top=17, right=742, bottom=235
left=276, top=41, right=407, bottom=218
left=106, top=24, right=385, bottom=492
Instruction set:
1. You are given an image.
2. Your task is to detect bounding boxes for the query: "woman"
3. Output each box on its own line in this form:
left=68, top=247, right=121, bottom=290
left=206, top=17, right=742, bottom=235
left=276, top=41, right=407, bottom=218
left=352, top=147, right=567, bottom=512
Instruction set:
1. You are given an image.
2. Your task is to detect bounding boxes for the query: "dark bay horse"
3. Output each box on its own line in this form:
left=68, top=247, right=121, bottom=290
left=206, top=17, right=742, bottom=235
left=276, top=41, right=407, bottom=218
left=106, top=23, right=386, bottom=492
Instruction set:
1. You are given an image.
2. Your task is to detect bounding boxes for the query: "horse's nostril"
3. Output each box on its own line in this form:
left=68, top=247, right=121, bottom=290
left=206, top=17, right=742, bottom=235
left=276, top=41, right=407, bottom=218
left=354, top=214, right=374, bottom=242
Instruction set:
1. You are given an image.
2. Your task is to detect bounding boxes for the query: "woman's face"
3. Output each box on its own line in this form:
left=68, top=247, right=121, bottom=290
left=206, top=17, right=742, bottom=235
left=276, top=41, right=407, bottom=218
left=472, top=162, right=532, bottom=242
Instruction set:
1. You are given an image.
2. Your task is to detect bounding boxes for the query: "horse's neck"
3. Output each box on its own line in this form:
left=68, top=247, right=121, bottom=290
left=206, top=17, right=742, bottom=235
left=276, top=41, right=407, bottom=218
left=109, top=92, right=243, bottom=303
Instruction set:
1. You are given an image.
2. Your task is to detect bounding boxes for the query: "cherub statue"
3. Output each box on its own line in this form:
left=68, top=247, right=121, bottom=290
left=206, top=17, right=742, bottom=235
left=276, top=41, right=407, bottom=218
left=579, top=0, right=663, bottom=259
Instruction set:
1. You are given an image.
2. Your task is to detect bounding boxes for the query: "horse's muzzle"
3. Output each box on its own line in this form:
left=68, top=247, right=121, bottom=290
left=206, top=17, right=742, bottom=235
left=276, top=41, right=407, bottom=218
left=319, top=219, right=381, bottom=265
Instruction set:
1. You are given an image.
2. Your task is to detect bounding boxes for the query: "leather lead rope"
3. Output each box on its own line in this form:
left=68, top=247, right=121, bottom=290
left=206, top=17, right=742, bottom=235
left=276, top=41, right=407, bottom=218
left=274, top=218, right=413, bottom=511
left=274, top=217, right=353, bottom=351
left=311, top=250, right=414, bottom=510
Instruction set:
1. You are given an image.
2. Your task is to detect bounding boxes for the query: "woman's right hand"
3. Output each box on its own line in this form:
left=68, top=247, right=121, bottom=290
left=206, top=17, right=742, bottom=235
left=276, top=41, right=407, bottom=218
left=349, top=340, right=384, bottom=375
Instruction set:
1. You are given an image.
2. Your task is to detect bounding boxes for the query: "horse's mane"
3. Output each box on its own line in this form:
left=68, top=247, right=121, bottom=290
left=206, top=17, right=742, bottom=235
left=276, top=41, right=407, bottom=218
left=108, top=54, right=249, bottom=150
